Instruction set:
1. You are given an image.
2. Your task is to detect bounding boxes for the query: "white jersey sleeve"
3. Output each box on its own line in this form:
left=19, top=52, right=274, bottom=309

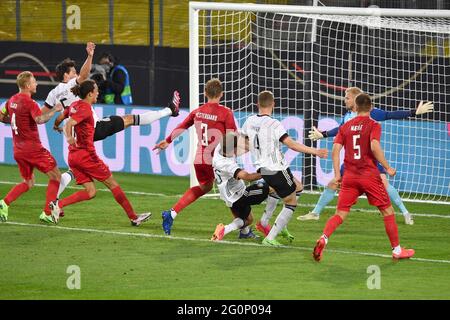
left=213, top=147, right=246, bottom=207
left=45, top=77, right=79, bottom=109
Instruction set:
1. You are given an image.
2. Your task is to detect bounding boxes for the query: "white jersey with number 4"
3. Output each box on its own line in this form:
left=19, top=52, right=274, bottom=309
left=45, top=77, right=99, bottom=125
left=212, top=146, right=246, bottom=207
left=241, top=114, right=288, bottom=171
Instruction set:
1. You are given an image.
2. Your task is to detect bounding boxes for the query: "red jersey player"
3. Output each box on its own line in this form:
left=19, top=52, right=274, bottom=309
left=313, top=93, right=415, bottom=261
left=49, top=80, right=151, bottom=226
left=0, top=71, right=62, bottom=223
left=153, top=78, right=237, bottom=235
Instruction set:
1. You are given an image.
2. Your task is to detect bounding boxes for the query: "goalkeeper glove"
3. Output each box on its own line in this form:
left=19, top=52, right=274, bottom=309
left=414, top=101, right=434, bottom=115
left=308, top=126, right=326, bottom=141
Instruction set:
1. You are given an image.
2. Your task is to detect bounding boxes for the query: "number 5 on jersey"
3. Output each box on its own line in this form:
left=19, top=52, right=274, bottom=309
left=353, top=134, right=361, bottom=160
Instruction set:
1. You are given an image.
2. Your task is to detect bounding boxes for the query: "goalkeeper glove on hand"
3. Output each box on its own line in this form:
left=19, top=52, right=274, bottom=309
left=308, top=126, right=324, bottom=141
left=415, top=101, right=434, bottom=115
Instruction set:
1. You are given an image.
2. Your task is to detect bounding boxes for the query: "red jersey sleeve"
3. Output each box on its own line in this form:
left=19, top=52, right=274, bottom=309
left=370, top=122, right=382, bottom=142
left=70, top=105, right=90, bottom=124
left=165, top=110, right=195, bottom=143
left=225, top=109, right=237, bottom=132
left=30, top=101, right=42, bottom=120
left=334, top=126, right=344, bottom=145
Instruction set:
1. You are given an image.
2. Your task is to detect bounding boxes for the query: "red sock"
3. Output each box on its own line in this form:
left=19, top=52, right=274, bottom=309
left=173, top=186, right=206, bottom=214
left=383, top=214, right=399, bottom=248
left=44, top=179, right=60, bottom=214
left=323, top=214, right=343, bottom=238
left=59, top=191, right=92, bottom=208
left=111, top=186, right=138, bottom=220
left=4, top=182, right=29, bottom=205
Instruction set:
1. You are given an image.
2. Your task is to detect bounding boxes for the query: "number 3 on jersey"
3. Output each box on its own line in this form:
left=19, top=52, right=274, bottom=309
left=353, top=134, right=361, bottom=160
left=201, top=123, right=208, bottom=146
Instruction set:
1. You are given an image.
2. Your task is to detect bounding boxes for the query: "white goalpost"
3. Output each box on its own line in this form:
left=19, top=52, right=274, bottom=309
left=189, top=2, right=450, bottom=205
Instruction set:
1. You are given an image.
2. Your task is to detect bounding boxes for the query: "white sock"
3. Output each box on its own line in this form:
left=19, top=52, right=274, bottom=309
left=392, top=245, right=402, bottom=255
left=240, top=226, right=250, bottom=234
left=266, top=205, right=296, bottom=240
left=170, top=209, right=177, bottom=219
left=138, top=108, right=172, bottom=125
left=224, top=218, right=244, bottom=235
left=321, top=234, right=329, bottom=245
left=260, top=194, right=279, bottom=227
left=57, top=171, right=74, bottom=198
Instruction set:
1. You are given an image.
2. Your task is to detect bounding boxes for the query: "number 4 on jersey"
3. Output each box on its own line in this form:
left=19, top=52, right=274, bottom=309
left=11, top=113, right=19, bottom=135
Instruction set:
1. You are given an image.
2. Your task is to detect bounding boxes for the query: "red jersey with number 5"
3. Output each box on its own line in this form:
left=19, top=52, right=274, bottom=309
left=334, top=115, right=382, bottom=178
left=165, top=102, right=237, bottom=165
left=4, top=93, right=43, bottom=153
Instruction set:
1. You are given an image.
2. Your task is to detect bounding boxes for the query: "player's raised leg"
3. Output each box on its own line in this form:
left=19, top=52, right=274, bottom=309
left=123, top=90, right=180, bottom=129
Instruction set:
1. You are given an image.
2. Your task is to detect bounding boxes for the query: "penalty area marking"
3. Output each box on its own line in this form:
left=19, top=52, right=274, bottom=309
left=4, top=221, right=450, bottom=265
left=0, top=181, right=449, bottom=219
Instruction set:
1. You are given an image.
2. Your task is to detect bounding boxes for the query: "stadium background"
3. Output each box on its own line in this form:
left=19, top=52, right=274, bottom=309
left=0, top=0, right=449, bottom=194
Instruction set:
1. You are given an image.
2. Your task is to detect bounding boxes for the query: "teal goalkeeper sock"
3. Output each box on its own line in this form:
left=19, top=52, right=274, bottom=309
left=387, top=183, right=408, bottom=215
left=312, top=188, right=336, bottom=215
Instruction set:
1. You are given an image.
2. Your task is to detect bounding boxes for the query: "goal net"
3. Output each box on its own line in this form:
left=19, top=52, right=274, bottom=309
left=189, top=2, right=450, bottom=204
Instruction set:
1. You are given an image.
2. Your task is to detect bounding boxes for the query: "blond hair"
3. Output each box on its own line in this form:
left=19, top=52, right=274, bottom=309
left=17, top=71, right=34, bottom=89
left=205, top=78, right=223, bottom=99
left=258, top=90, right=274, bottom=108
left=345, top=87, right=363, bottom=96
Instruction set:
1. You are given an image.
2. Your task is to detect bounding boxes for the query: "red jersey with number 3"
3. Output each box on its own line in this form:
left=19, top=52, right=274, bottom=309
left=4, top=93, right=43, bottom=153
left=166, top=102, right=237, bottom=165
left=334, top=115, right=382, bottom=178
left=68, top=100, right=96, bottom=153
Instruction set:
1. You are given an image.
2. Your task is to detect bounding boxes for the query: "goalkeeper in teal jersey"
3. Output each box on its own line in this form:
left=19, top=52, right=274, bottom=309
left=296, top=87, right=433, bottom=225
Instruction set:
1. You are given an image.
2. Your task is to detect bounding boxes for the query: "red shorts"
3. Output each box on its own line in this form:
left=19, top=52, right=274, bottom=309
left=14, top=148, right=57, bottom=180
left=337, top=175, right=391, bottom=212
left=194, top=163, right=214, bottom=185
left=68, top=150, right=111, bottom=185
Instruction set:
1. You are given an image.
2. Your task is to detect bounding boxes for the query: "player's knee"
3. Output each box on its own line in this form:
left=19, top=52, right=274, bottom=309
left=328, top=180, right=338, bottom=190
left=200, top=182, right=213, bottom=193
left=25, top=179, right=34, bottom=189
left=85, top=187, right=96, bottom=199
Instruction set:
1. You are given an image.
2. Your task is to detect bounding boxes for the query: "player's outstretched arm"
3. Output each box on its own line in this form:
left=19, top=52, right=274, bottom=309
left=283, top=136, right=328, bottom=158
left=236, top=170, right=261, bottom=182
left=35, top=103, right=63, bottom=124
left=371, top=139, right=396, bottom=177
left=77, top=42, right=95, bottom=83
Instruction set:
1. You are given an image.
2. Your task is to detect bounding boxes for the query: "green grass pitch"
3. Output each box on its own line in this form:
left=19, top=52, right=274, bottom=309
left=0, top=163, right=449, bottom=299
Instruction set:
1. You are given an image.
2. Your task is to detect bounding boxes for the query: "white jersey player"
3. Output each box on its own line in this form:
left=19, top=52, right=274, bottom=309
left=211, top=133, right=268, bottom=241
left=240, top=91, right=328, bottom=246
left=47, top=43, right=180, bottom=212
